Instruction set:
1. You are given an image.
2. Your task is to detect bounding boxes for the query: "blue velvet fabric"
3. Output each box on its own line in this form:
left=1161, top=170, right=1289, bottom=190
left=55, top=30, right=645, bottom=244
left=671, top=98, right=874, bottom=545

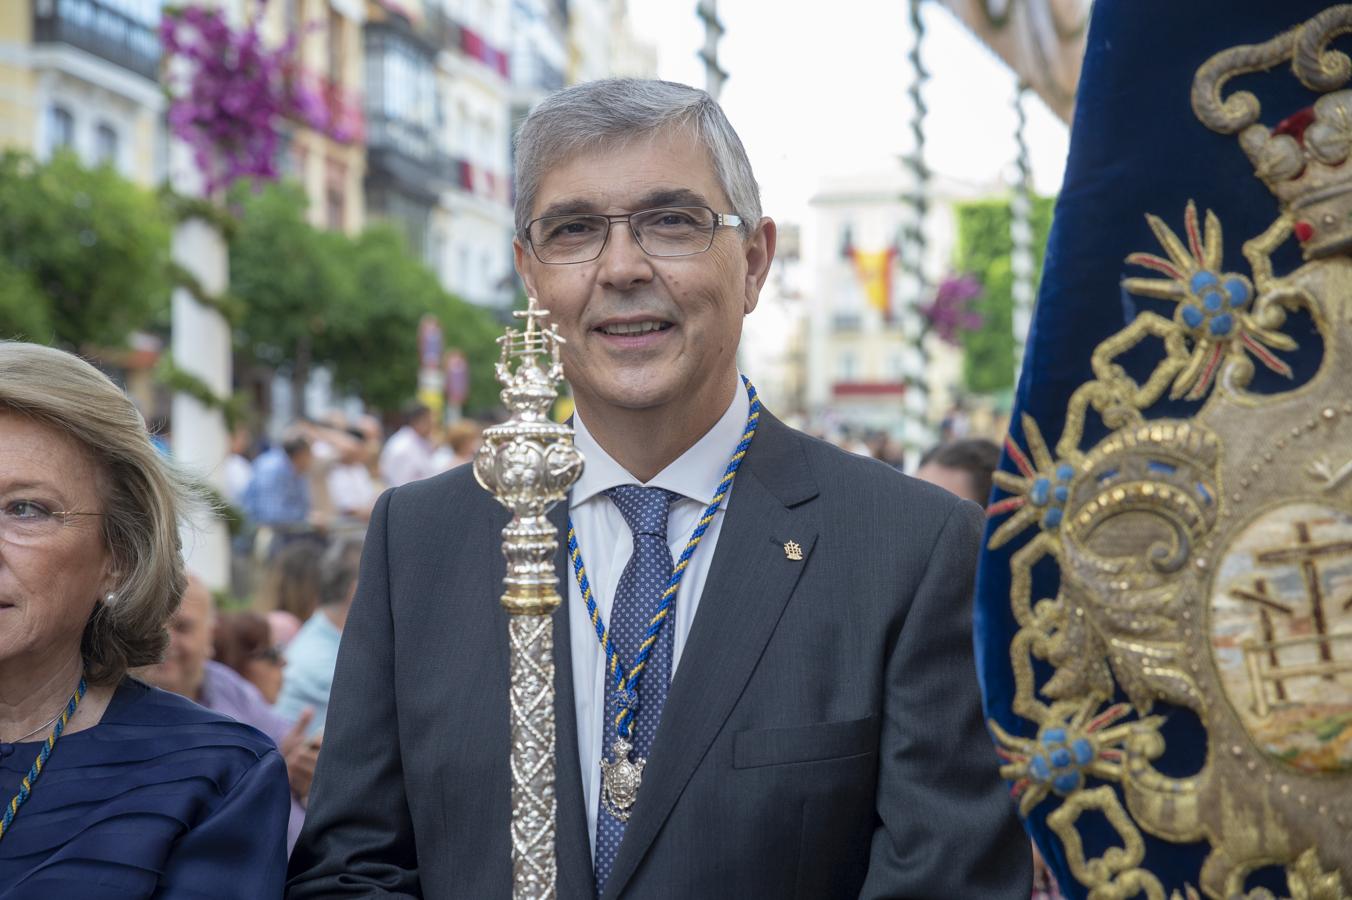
left=0, top=678, right=290, bottom=898
left=973, top=2, right=1339, bottom=896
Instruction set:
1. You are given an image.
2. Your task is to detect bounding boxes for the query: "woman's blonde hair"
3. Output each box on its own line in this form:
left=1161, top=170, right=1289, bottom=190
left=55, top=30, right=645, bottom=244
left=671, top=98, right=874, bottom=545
left=0, top=341, right=197, bottom=684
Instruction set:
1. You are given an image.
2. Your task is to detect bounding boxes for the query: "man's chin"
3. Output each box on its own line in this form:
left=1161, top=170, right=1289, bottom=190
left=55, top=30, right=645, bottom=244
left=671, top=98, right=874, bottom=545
left=595, top=377, right=683, bottom=413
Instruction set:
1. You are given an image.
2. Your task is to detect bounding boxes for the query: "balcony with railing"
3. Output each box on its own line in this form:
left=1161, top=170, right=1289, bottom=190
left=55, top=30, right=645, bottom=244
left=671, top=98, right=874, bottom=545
left=419, top=4, right=510, bottom=79
left=366, top=111, right=454, bottom=200
left=32, top=0, right=161, bottom=82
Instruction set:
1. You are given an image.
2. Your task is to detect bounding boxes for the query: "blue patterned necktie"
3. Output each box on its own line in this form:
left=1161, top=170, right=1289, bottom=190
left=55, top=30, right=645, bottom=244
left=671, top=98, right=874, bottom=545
left=593, top=485, right=678, bottom=895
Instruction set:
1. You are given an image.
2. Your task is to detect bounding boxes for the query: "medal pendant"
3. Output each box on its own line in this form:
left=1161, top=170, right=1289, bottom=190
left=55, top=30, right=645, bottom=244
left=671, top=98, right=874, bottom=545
left=599, top=737, right=644, bottom=822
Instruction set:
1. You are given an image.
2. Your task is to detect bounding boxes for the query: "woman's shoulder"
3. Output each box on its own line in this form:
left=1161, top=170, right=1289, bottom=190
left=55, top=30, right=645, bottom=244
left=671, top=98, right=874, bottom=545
left=0, top=680, right=289, bottom=892
left=100, top=677, right=280, bottom=760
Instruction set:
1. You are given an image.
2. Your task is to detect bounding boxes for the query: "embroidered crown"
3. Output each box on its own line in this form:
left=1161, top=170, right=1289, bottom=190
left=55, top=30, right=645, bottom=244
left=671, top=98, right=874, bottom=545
left=1192, top=5, right=1352, bottom=259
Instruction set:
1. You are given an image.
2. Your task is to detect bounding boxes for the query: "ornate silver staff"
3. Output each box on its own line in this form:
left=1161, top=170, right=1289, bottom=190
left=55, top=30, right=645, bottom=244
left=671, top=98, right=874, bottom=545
left=473, top=297, right=583, bottom=899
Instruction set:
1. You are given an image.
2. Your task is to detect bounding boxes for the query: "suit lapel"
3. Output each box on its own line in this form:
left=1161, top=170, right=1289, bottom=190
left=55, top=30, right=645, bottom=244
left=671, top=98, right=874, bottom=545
left=600, top=412, right=819, bottom=900
left=549, top=501, right=596, bottom=898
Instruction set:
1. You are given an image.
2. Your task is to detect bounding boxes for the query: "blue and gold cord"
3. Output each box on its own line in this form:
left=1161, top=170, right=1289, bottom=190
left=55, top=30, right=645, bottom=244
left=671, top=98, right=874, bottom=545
left=568, top=376, right=762, bottom=739
left=0, top=677, right=86, bottom=842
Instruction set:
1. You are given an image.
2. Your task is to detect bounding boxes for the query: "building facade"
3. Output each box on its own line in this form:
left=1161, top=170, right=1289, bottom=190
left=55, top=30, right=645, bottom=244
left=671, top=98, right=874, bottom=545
left=803, top=170, right=983, bottom=448
left=432, top=0, right=515, bottom=309
left=0, top=0, right=164, bottom=185
left=362, top=0, right=515, bottom=309
left=362, top=2, right=444, bottom=261
left=265, top=0, right=368, bottom=234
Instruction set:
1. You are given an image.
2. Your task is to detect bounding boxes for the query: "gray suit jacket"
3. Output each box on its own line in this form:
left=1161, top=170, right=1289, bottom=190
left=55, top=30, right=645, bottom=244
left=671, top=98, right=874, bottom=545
left=287, top=411, right=1029, bottom=899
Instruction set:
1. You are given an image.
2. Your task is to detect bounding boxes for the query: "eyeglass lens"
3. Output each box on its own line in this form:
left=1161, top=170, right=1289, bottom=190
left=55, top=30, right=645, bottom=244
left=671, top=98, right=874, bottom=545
left=0, top=503, right=82, bottom=546
left=530, top=206, right=718, bottom=263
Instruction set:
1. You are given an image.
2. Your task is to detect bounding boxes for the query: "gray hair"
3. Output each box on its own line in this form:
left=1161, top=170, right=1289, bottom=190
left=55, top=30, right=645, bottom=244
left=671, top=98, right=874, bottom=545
left=0, top=341, right=198, bottom=685
left=318, top=533, right=364, bottom=608
left=513, top=78, right=761, bottom=237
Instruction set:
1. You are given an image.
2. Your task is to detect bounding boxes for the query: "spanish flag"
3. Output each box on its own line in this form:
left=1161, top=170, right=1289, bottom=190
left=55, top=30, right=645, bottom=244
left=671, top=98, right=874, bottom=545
left=848, top=247, right=898, bottom=321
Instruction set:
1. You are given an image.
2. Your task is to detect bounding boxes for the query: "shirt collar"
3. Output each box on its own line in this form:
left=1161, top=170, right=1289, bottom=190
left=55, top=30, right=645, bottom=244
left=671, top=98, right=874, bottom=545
left=570, top=376, right=750, bottom=509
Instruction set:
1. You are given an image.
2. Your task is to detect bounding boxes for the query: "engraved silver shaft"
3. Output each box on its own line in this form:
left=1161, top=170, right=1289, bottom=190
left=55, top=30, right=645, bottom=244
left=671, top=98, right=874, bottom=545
left=473, top=297, right=583, bottom=900
left=508, top=615, right=557, bottom=898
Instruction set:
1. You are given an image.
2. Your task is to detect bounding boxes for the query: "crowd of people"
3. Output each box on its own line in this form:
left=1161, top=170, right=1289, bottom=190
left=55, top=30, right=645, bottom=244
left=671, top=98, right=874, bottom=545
left=221, top=406, right=483, bottom=596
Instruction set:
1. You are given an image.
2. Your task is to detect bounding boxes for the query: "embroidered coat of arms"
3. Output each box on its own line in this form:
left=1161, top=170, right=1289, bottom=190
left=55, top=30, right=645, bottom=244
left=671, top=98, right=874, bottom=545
left=987, top=7, right=1352, bottom=898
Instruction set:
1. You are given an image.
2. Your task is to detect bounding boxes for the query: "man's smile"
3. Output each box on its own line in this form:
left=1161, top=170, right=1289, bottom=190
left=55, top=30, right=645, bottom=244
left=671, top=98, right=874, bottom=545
left=592, top=315, right=677, bottom=348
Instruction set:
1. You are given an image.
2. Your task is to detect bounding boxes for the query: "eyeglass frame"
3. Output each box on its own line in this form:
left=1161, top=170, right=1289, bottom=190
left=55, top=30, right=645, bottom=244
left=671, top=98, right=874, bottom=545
left=249, top=645, right=286, bottom=666
left=0, top=502, right=105, bottom=546
left=522, top=204, right=745, bottom=265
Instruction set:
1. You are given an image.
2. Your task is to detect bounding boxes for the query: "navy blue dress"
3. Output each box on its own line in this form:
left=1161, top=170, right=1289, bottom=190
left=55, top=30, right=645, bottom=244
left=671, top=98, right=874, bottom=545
left=0, top=678, right=290, bottom=898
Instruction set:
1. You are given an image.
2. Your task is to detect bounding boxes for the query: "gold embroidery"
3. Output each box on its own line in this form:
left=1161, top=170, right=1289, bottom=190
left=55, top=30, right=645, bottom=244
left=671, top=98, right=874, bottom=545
left=987, top=9, right=1352, bottom=897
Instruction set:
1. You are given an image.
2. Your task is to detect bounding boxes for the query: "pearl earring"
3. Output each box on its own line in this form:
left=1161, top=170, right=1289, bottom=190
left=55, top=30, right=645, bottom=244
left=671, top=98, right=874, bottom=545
left=104, top=592, right=116, bottom=604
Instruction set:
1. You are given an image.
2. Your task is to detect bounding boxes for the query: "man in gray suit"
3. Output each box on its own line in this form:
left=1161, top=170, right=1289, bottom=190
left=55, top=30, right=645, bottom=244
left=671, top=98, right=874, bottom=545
left=287, top=78, right=1029, bottom=899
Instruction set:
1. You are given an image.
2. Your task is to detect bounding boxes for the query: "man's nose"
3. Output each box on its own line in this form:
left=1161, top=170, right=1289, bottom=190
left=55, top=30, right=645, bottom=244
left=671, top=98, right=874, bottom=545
left=596, top=220, right=654, bottom=291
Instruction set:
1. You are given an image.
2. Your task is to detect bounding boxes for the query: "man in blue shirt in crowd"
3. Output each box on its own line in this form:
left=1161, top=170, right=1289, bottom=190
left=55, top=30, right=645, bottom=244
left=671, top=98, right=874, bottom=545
left=275, top=535, right=365, bottom=736
left=242, top=427, right=314, bottom=530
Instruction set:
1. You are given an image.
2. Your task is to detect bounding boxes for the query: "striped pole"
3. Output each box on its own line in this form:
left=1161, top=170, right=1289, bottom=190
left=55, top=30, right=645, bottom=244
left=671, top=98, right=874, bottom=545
left=1010, top=81, right=1036, bottom=377
left=898, top=0, right=934, bottom=455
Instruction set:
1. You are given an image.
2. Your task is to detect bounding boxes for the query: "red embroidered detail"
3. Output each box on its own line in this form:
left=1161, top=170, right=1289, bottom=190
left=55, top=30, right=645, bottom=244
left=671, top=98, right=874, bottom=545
left=1294, top=220, right=1314, bottom=242
left=1004, top=435, right=1036, bottom=478
left=1273, top=106, right=1317, bottom=144
left=986, top=496, right=1027, bottom=518
left=1184, top=203, right=1204, bottom=261
left=1126, top=252, right=1184, bottom=280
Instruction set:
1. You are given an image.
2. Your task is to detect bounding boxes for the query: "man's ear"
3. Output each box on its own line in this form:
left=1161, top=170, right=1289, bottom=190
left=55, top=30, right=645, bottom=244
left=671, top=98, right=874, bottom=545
left=742, top=217, right=777, bottom=315
left=513, top=237, right=538, bottom=298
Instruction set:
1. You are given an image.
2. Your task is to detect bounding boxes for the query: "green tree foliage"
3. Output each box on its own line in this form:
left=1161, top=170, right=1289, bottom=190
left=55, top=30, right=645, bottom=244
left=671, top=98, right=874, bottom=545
left=953, top=195, right=1055, bottom=395
left=230, top=182, right=501, bottom=414
left=320, top=224, right=502, bottom=413
left=230, top=182, right=343, bottom=379
left=0, top=151, right=169, bottom=347
left=0, top=256, right=52, bottom=341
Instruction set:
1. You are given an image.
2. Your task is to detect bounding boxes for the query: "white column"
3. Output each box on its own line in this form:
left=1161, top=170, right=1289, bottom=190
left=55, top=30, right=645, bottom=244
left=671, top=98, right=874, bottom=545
left=169, top=140, right=232, bottom=591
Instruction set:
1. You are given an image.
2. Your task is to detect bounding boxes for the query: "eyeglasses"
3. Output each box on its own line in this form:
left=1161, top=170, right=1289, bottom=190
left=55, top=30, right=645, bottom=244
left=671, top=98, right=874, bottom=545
left=0, top=500, right=103, bottom=547
left=250, top=645, right=285, bottom=666
left=525, top=205, right=744, bottom=265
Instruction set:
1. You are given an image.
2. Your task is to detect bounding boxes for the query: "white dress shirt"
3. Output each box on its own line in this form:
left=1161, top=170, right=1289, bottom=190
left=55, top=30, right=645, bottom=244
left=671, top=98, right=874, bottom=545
left=568, top=379, right=749, bottom=852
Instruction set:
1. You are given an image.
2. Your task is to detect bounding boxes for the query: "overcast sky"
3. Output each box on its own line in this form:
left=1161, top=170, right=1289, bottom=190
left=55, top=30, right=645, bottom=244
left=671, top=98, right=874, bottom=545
left=627, top=0, right=1071, bottom=223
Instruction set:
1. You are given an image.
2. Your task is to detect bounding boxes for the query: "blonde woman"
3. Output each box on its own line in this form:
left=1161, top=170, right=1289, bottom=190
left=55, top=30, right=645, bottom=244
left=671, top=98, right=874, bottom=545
left=0, top=342, right=289, bottom=896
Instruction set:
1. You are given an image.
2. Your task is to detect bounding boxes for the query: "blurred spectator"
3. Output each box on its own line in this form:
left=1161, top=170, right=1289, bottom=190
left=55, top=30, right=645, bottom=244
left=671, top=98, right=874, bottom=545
left=941, top=404, right=973, bottom=440
left=433, top=419, right=483, bottom=472
left=354, top=414, right=384, bottom=472
left=214, top=610, right=287, bottom=704
left=257, top=540, right=327, bottom=631
left=379, top=404, right=437, bottom=487
left=838, top=427, right=872, bottom=457
left=241, top=425, right=314, bottom=531
left=223, top=423, right=255, bottom=504
left=139, top=576, right=313, bottom=852
left=916, top=438, right=1002, bottom=506
left=878, top=436, right=906, bottom=470
left=268, top=609, right=303, bottom=648
left=303, top=414, right=365, bottom=529
left=327, top=427, right=378, bottom=521
left=275, top=535, right=365, bottom=736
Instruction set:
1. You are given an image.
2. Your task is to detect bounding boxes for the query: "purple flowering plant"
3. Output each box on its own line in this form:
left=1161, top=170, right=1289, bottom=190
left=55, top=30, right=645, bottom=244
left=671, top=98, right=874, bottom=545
left=921, top=273, right=984, bottom=345
left=160, top=2, right=330, bottom=195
